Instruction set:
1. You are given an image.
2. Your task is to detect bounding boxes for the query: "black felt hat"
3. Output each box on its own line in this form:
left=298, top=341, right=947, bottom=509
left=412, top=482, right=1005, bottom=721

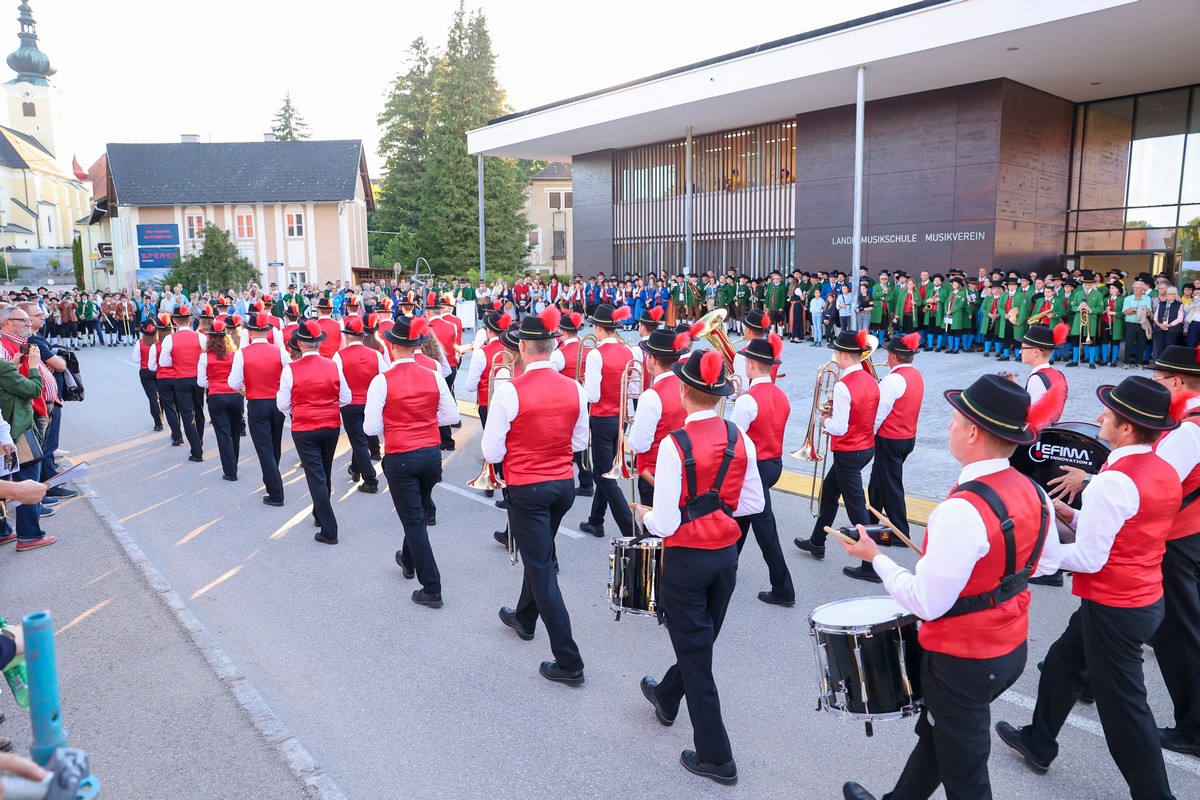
left=944, top=374, right=1036, bottom=445
left=1022, top=323, right=1069, bottom=350
left=153, top=313, right=175, bottom=331
left=883, top=332, right=921, bottom=355
left=171, top=304, right=192, bottom=318
left=559, top=311, right=584, bottom=332
left=739, top=335, right=781, bottom=365
left=672, top=350, right=732, bottom=397
left=590, top=303, right=631, bottom=328
left=483, top=309, right=513, bottom=335
left=140, top=320, right=158, bottom=336
left=293, top=319, right=328, bottom=344
left=500, top=328, right=520, bottom=351
left=382, top=314, right=431, bottom=348
left=638, top=305, right=665, bottom=328
left=641, top=328, right=691, bottom=358
left=1153, top=344, right=1200, bottom=377
left=204, top=319, right=233, bottom=338
left=513, top=307, right=564, bottom=340
left=743, top=308, right=768, bottom=332
left=1097, top=376, right=1178, bottom=431
left=832, top=329, right=872, bottom=354
left=197, top=303, right=216, bottom=319
left=316, top=297, right=333, bottom=310
left=245, top=311, right=274, bottom=332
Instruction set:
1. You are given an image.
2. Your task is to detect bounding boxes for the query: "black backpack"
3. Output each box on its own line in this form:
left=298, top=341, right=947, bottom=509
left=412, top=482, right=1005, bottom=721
left=56, top=348, right=84, bottom=402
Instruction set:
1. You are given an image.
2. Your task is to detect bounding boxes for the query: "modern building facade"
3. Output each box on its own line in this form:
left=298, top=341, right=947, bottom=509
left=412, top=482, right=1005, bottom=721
left=525, top=161, right=574, bottom=275
left=468, top=0, right=1200, bottom=285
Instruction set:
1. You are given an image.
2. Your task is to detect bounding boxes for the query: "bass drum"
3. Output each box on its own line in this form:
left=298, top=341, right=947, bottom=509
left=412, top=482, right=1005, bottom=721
left=1009, top=421, right=1110, bottom=509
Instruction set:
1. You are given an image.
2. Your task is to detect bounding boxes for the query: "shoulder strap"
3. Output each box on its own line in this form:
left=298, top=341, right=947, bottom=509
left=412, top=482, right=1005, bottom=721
left=957, top=480, right=1017, bottom=576
left=1035, top=371, right=1053, bottom=391
left=669, top=428, right=698, bottom=501
left=711, top=421, right=739, bottom=492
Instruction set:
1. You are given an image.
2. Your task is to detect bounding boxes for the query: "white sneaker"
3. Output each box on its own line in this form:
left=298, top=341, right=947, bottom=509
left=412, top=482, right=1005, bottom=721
left=53, top=449, right=69, bottom=458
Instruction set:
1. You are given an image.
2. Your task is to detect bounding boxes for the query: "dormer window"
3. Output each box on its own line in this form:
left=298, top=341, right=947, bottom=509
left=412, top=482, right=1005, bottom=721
left=21, top=102, right=34, bottom=117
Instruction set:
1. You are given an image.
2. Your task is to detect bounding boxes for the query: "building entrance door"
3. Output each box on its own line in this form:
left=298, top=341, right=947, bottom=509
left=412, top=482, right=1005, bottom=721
left=1077, top=251, right=1173, bottom=282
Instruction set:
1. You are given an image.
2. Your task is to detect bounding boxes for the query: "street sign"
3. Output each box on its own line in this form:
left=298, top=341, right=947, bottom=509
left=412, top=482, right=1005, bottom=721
left=268, top=261, right=284, bottom=267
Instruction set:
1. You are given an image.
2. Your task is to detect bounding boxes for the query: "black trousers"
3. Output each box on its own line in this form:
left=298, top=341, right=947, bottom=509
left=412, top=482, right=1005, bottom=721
left=175, top=377, right=204, bottom=459
left=736, top=458, right=794, bottom=601
left=1027, top=599, right=1172, bottom=800
left=810, top=447, right=874, bottom=546
left=868, top=435, right=915, bottom=537
left=246, top=399, right=285, bottom=502
left=509, top=479, right=582, bottom=672
left=292, top=427, right=339, bottom=537
left=574, top=449, right=593, bottom=492
left=653, top=544, right=739, bottom=766
left=1124, top=324, right=1148, bottom=365
left=439, top=366, right=458, bottom=448
left=637, top=475, right=654, bottom=509
left=157, top=377, right=181, bottom=442
left=588, top=415, right=632, bottom=536
left=384, top=446, right=442, bottom=594
left=1150, top=532, right=1200, bottom=738
left=884, top=643, right=1026, bottom=800
left=139, top=368, right=161, bottom=427
left=340, top=404, right=377, bottom=488
left=207, top=392, right=244, bottom=478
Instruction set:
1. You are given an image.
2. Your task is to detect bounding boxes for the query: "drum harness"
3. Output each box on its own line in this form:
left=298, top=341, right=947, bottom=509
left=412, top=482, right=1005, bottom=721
left=940, top=478, right=1051, bottom=618
left=672, top=420, right=740, bottom=524
left=1179, top=411, right=1200, bottom=519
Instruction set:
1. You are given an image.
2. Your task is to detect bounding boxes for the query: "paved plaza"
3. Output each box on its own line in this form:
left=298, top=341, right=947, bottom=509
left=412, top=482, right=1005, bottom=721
left=1, top=337, right=1196, bottom=799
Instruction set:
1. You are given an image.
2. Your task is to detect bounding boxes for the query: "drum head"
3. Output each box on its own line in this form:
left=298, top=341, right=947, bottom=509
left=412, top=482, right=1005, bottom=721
left=611, top=536, right=663, bottom=550
left=809, top=596, right=909, bottom=629
left=1010, top=421, right=1111, bottom=509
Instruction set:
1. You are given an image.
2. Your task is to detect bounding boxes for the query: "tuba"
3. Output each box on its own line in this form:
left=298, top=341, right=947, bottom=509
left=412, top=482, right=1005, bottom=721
left=791, top=359, right=840, bottom=516
left=694, top=308, right=737, bottom=374
left=466, top=349, right=517, bottom=492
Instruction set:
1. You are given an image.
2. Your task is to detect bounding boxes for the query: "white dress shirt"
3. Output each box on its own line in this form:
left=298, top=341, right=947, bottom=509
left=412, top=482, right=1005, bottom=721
left=730, top=375, right=772, bottom=432
left=584, top=336, right=622, bottom=405
left=873, top=364, right=912, bottom=433
left=548, top=336, right=577, bottom=373
left=331, top=341, right=389, bottom=378
left=276, top=351, right=351, bottom=415
left=362, top=358, right=460, bottom=438
left=628, top=371, right=673, bottom=454
left=1049, top=445, right=1151, bottom=575
left=824, top=363, right=863, bottom=437
left=1025, top=363, right=1052, bottom=405
left=1156, top=396, right=1200, bottom=482
left=464, top=333, right=497, bottom=396
left=228, top=340, right=290, bottom=392
left=873, top=458, right=1059, bottom=621
left=643, top=410, right=765, bottom=538
left=480, top=361, right=589, bottom=464
left=158, top=332, right=176, bottom=367
left=732, top=352, right=748, bottom=397
left=147, top=343, right=159, bottom=371
left=628, top=337, right=645, bottom=398
left=197, top=352, right=209, bottom=388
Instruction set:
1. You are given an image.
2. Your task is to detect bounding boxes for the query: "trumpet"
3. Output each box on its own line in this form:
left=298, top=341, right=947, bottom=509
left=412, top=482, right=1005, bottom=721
left=466, top=349, right=517, bottom=492
left=791, top=360, right=840, bottom=516
left=576, top=332, right=601, bottom=472
left=1079, top=304, right=1092, bottom=346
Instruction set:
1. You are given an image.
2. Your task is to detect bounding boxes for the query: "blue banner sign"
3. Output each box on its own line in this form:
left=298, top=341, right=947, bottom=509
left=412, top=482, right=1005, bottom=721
left=138, top=247, right=180, bottom=269
left=137, top=224, right=180, bottom=246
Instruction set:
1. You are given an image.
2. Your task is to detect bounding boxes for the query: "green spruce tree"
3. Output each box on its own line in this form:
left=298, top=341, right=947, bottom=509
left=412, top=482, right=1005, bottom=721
left=71, top=235, right=84, bottom=289
left=164, top=224, right=260, bottom=294
left=271, top=92, right=311, bottom=141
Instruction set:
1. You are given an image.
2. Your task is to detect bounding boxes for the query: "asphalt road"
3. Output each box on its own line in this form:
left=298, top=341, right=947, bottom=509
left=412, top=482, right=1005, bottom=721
left=5, top=336, right=1194, bottom=800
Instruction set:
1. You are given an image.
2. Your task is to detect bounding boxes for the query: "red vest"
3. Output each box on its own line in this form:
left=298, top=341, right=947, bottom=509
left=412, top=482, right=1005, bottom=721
left=919, top=468, right=1045, bottom=658
left=316, top=317, right=342, bottom=359
left=1073, top=452, right=1180, bottom=608
left=337, top=345, right=381, bottom=405
left=558, top=339, right=580, bottom=382
left=831, top=368, right=879, bottom=452
left=287, top=355, right=342, bottom=431
left=476, top=338, right=507, bottom=408
left=666, top=416, right=749, bottom=550
left=1029, top=367, right=1067, bottom=426
left=205, top=353, right=236, bottom=395
left=430, top=316, right=461, bottom=368
left=591, top=340, right=632, bottom=418
left=876, top=366, right=924, bottom=440
left=381, top=363, right=440, bottom=454
left=282, top=322, right=298, bottom=349
left=241, top=341, right=284, bottom=401
left=636, top=374, right=686, bottom=475
left=169, top=330, right=202, bottom=379
left=745, top=380, right=790, bottom=460
left=1163, top=413, right=1200, bottom=539
left=139, top=340, right=152, bottom=370
left=505, top=368, right=580, bottom=486
left=414, top=352, right=439, bottom=372
left=377, top=318, right=395, bottom=336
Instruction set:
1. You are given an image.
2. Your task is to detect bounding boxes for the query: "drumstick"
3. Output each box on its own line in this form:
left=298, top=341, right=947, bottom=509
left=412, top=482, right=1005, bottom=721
left=639, top=470, right=655, bottom=487
left=823, top=526, right=858, bottom=547
left=866, top=503, right=924, bottom=557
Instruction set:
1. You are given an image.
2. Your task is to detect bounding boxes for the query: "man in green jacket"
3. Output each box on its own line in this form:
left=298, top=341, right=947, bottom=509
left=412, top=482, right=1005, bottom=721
left=0, top=315, right=51, bottom=551
left=763, top=270, right=788, bottom=334
left=1068, top=270, right=1105, bottom=368
left=944, top=275, right=971, bottom=353
left=870, top=271, right=897, bottom=339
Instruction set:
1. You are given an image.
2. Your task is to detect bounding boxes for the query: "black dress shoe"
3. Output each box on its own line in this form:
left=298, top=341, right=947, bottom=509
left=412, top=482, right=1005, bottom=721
left=843, top=565, right=883, bottom=583
left=640, top=676, right=675, bottom=726
left=188, top=455, right=203, bottom=463
left=499, top=607, right=534, bottom=640
left=369, top=451, right=382, bottom=461
left=1089, top=362, right=1097, bottom=369
left=1065, top=361, right=1079, bottom=367
left=171, top=439, right=183, bottom=446
left=539, top=660, right=584, bottom=685
left=358, top=482, right=379, bottom=494
left=794, top=538, right=825, bottom=559
left=995, top=721, right=1050, bottom=774
left=426, top=514, right=436, bottom=527
left=493, top=529, right=508, bottom=546
left=411, top=589, right=443, bottom=608
left=843, top=782, right=878, bottom=800
left=679, top=750, right=737, bottom=785
left=1159, top=727, right=1200, bottom=757
left=757, top=591, right=795, bottom=607
left=996, top=356, right=1011, bottom=362
left=495, top=498, right=510, bottom=510
left=1029, top=570, right=1064, bottom=587
left=314, top=532, right=338, bottom=545
left=578, top=521, right=605, bottom=537
left=222, top=474, right=237, bottom=482
left=575, top=486, right=594, bottom=497
left=153, top=424, right=164, bottom=432
left=347, top=465, right=360, bottom=482
left=395, top=551, right=415, bottom=579
left=262, top=496, right=284, bottom=507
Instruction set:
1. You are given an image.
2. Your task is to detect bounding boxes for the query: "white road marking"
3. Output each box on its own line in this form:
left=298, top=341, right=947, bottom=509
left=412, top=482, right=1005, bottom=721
left=435, top=481, right=585, bottom=539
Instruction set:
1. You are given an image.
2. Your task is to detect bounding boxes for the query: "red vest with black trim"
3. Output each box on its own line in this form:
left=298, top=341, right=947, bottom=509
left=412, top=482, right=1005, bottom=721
left=876, top=366, right=924, bottom=440
left=430, top=316, right=462, bottom=368
left=1028, top=367, right=1067, bottom=426
left=591, top=340, right=632, bottom=418
left=745, top=381, right=790, bottom=460
left=381, top=362, right=440, bottom=454
left=139, top=340, right=152, bottom=370
left=205, top=354, right=236, bottom=395
left=558, top=339, right=580, bottom=382
left=169, top=329, right=202, bottom=379
left=1163, top=413, right=1200, bottom=539
left=1072, top=452, right=1179, bottom=608
left=636, top=374, right=686, bottom=476
left=316, top=317, right=342, bottom=359
left=919, top=468, right=1044, bottom=658
left=831, top=368, right=879, bottom=452
left=665, top=416, right=749, bottom=550
left=504, top=368, right=580, bottom=486
left=287, top=355, right=342, bottom=432
left=337, top=345, right=381, bottom=405
left=476, top=337, right=507, bottom=408
left=241, top=341, right=284, bottom=401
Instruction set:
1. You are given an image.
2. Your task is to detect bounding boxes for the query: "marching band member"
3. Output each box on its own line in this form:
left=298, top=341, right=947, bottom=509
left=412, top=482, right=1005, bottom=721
left=795, top=330, right=880, bottom=582
left=733, top=309, right=779, bottom=389
left=484, top=308, right=590, bottom=683
left=228, top=312, right=290, bottom=506
left=313, top=297, right=342, bottom=358
left=629, top=306, right=664, bottom=406
left=197, top=320, right=244, bottom=481
left=135, top=320, right=162, bottom=431
left=149, top=314, right=181, bottom=443
left=464, top=308, right=512, bottom=499
left=364, top=314, right=460, bottom=608
left=996, top=376, right=1181, bottom=800
left=1018, top=323, right=1069, bottom=424
left=635, top=349, right=764, bottom=786
left=627, top=326, right=694, bottom=507
left=865, top=333, right=925, bottom=559
left=158, top=305, right=206, bottom=462
left=333, top=315, right=387, bottom=494
left=729, top=334, right=795, bottom=606
left=579, top=303, right=634, bottom=538
left=1147, top=345, right=1200, bottom=756
left=277, top=321, right=352, bottom=544
left=548, top=311, right=594, bottom=497
left=429, top=296, right=464, bottom=450
left=840, top=374, right=1058, bottom=800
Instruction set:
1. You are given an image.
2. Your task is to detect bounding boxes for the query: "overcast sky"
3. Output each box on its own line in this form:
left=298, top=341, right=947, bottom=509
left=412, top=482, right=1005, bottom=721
left=31, top=0, right=897, bottom=174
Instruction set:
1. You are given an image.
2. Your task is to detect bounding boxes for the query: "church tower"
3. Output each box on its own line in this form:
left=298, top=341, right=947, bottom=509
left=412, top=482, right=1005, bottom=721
left=4, top=1, right=57, bottom=156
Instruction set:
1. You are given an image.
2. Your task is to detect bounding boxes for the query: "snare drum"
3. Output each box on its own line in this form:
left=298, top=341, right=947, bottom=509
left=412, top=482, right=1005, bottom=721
left=808, top=596, right=923, bottom=730
left=1010, top=421, right=1110, bottom=510
left=607, top=537, right=663, bottom=620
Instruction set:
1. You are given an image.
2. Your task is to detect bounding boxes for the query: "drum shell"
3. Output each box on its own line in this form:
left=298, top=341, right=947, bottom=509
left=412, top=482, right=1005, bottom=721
left=810, top=612, right=923, bottom=721
left=607, top=538, right=663, bottom=617
left=1009, top=421, right=1111, bottom=510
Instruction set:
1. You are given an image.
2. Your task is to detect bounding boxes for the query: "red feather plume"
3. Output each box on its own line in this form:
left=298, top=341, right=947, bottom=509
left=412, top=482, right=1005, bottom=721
left=569, top=312, right=582, bottom=329
left=409, top=316, right=431, bottom=339
left=687, top=321, right=706, bottom=341
left=1026, top=380, right=1067, bottom=434
left=344, top=316, right=364, bottom=334
left=176, top=305, right=190, bottom=316
left=305, top=320, right=321, bottom=339
left=493, top=300, right=503, bottom=311
left=210, top=320, right=226, bottom=334
left=287, top=303, right=299, bottom=316
left=1052, top=322, right=1069, bottom=347
left=612, top=306, right=632, bottom=322
left=232, top=315, right=243, bottom=326
left=769, top=333, right=783, bottom=359
left=673, top=333, right=692, bottom=352
left=255, top=312, right=269, bottom=330
left=901, top=332, right=920, bottom=352
left=648, top=306, right=664, bottom=323
left=497, top=313, right=512, bottom=332
left=365, top=313, right=378, bottom=329
left=856, top=329, right=870, bottom=351
left=251, top=301, right=264, bottom=313
left=700, top=350, right=723, bottom=385
left=158, top=313, right=171, bottom=327
left=1170, top=391, right=1197, bottom=424
left=540, top=305, right=562, bottom=332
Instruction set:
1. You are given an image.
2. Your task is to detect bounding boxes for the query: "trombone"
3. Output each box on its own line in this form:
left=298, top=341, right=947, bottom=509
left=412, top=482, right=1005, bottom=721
left=790, top=359, right=840, bottom=516
left=466, top=349, right=517, bottom=493
left=602, top=359, right=643, bottom=497
left=576, top=332, right=601, bottom=472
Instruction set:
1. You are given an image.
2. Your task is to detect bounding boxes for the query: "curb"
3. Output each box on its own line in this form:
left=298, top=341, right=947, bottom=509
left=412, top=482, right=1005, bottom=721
left=75, top=472, right=348, bottom=800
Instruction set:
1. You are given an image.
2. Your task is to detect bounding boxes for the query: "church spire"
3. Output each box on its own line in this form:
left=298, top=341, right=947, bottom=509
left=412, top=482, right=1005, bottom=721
left=6, top=1, right=53, bottom=86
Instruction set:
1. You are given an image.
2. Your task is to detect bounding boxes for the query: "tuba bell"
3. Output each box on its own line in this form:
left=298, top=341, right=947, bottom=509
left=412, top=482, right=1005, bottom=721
left=694, top=309, right=737, bottom=374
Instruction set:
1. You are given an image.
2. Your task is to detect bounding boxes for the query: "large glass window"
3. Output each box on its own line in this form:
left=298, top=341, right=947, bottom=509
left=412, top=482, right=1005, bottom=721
left=1126, top=89, right=1188, bottom=207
